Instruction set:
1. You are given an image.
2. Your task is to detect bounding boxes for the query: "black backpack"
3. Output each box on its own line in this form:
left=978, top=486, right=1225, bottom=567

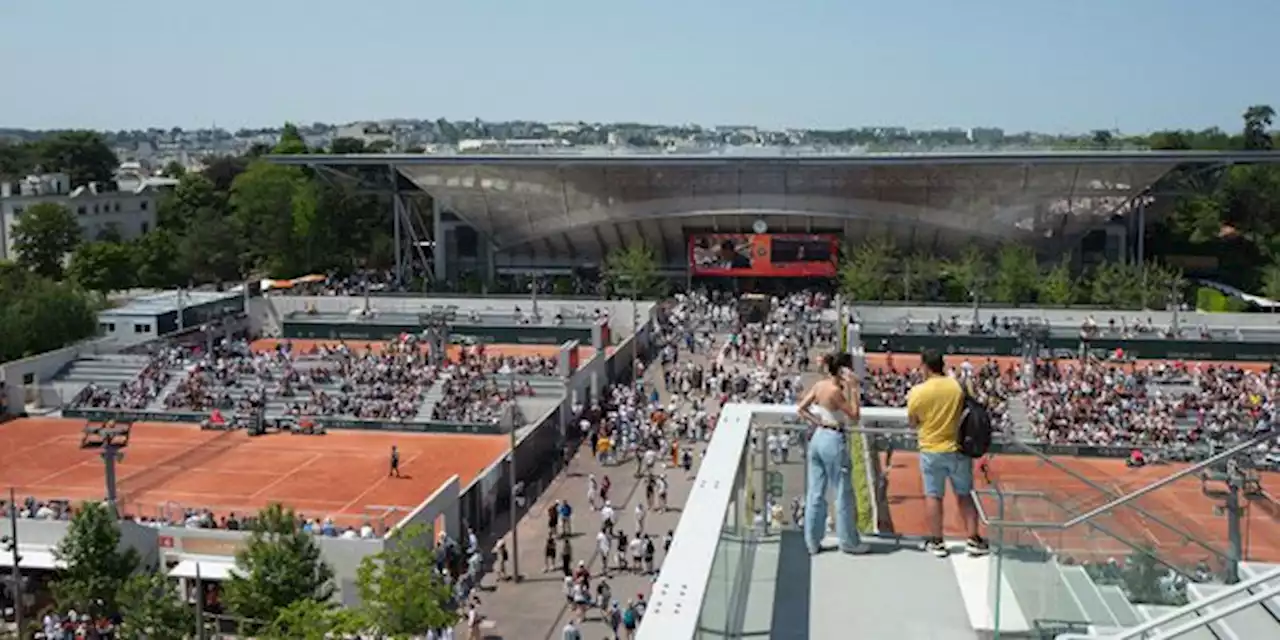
left=956, top=385, right=994, bottom=458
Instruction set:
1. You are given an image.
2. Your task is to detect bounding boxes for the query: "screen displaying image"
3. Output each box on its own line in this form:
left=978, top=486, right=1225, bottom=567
left=691, top=235, right=754, bottom=270
left=770, top=238, right=834, bottom=263
left=689, top=234, right=837, bottom=277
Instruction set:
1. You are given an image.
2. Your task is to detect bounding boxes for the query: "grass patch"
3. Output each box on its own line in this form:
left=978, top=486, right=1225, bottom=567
left=849, top=434, right=874, bottom=533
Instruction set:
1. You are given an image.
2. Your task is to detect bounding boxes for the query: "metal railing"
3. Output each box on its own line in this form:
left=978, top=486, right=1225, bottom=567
left=1057, top=566, right=1280, bottom=639
left=972, top=429, right=1277, bottom=530
left=992, top=436, right=1234, bottom=567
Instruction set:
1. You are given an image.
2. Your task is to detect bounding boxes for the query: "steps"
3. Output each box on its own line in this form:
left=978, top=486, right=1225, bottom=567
left=991, top=556, right=1280, bottom=638
left=1003, top=394, right=1036, bottom=438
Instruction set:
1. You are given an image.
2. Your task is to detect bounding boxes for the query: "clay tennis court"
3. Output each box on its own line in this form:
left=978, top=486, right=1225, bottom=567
left=882, top=451, right=1280, bottom=564
left=867, top=352, right=1280, bottom=562
left=249, top=338, right=610, bottom=365
left=0, top=417, right=508, bottom=531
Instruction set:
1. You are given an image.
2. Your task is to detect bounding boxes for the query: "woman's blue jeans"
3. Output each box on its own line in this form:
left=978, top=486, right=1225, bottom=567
left=803, top=427, right=861, bottom=553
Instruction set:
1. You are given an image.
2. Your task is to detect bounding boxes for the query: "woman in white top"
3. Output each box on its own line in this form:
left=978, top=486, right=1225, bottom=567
left=796, top=352, right=870, bottom=555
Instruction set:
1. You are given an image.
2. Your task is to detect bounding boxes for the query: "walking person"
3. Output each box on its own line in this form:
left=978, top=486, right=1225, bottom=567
left=796, top=352, right=870, bottom=555
left=388, top=445, right=401, bottom=478
left=907, top=349, right=989, bottom=558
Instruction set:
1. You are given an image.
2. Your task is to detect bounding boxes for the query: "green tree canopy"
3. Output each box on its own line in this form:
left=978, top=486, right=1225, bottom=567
left=351, top=525, right=458, bottom=636
left=0, top=266, right=97, bottom=362
left=0, top=131, right=119, bottom=186
left=67, top=241, right=137, bottom=294
left=117, top=570, right=196, bottom=640
left=11, top=201, right=82, bottom=278
left=260, top=598, right=362, bottom=640
left=604, top=242, right=666, bottom=297
left=838, top=237, right=897, bottom=301
left=223, top=503, right=335, bottom=631
left=1037, top=256, right=1077, bottom=306
left=992, top=244, right=1039, bottom=305
left=51, top=501, right=140, bottom=619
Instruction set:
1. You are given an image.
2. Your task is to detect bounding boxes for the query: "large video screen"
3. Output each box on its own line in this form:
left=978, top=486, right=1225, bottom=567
left=689, top=233, right=839, bottom=277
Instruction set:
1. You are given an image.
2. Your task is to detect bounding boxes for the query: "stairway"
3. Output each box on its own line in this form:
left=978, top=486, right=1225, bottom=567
left=1004, top=393, right=1036, bottom=437
left=987, top=554, right=1280, bottom=638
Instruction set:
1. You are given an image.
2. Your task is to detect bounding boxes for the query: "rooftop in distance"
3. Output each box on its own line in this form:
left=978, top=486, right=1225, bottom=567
left=100, top=290, right=243, bottom=319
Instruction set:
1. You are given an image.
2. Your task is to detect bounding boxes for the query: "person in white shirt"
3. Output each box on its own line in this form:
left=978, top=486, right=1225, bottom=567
left=597, top=528, right=612, bottom=574
left=634, top=503, right=646, bottom=534
left=600, top=501, right=615, bottom=534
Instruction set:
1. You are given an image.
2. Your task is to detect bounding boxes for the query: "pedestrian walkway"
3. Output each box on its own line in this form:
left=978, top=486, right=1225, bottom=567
left=468, top=360, right=707, bottom=640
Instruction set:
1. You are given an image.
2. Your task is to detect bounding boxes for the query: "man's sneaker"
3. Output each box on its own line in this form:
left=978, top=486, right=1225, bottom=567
left=966, top=536, right=991, bottom=557
left=840, top=542, right=872, bottom=555
left=924, top=538, right=949, bottom=558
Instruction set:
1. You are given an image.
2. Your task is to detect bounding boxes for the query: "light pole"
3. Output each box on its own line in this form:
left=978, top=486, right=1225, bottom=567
left=3, top=487, right=23, bottom=636
left=501, top=368, right=522, bottom=582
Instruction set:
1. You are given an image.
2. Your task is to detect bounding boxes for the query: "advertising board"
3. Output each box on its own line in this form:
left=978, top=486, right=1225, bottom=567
left=689, top=233, right=838, bottom=277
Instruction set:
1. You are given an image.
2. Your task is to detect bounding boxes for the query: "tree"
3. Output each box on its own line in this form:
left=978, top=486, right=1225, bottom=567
left=0, top=269, right=98, bottom=362
left=1243, top=105, right=1275, bottom=151
left=1089, top=261, right=1143, bottom=309
left=158, top=172, right=221, bottom=234
left=51, top=501, right=140, bottom=620
left=351, top=525, right=458, bottom=636
left=1037, top=256, right=1077, bottom=306
left=32, top=131, right=119, bottom=187
left=991, top=244, right=1039, bottom=305
left=162, top=160, right=187, bottom=178
left=942, top=246, right=989, bottom=304
left=10, top=202, right=82, bottom=278
left=273, top=122, right=309, bottom=155
left=67, top=241, right=137, bottom=294
left=260, top=598, right=361, bottom=640
left=178, top=208, right=242, bottom=284
left=1260, top=263, right=1280, bottom=301
left=838, top=237, right=897, bottom=301
left=330, top=137, right=367, bottom=154
left=133, top=229, right=183, bottom=288
left=223, top=503, right=335, bottom=631
left=899, top=251, right=940, bottom=302
left=230, top=161, right=316, bottom=275
left=1091, top=129, right=1114, bottom=149
left=117, top=570, right=196, bottom=640
left=603, top=242, right=666, bottom=297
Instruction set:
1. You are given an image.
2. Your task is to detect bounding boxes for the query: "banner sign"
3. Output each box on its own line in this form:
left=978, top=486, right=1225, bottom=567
left=689, top=233, right=838, bottom=277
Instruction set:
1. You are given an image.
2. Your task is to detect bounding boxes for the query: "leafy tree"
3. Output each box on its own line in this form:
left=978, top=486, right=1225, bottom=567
left=161, top=160, right=187, bottom=178
left=158, top=172, right=222, bottom=233
left=900, top=251, right=940, bottom=301
left=11, top=202, right=82, bottom=278
left=273, top=122, right=310, bottom=155
left=330, top=137, right=368, bottom=154
left=1260, top=263, right=1280, bottom=301
left=67, top=241, right=137, bottom=294
left=1037, top=256, right=1077, bottom=306
left=1243, top=105, right=1275, bottom=151
left=223, top=503, right=335, bottom=631
left=133, top=229, right=183, bottom=288
left=261, top=598, right=361, bottom=640
left=31, top=131, right=119, bottom=187
left=604, top=241, right=666, bottom=297
left=1089, top=261, right=1143, bottom=309
left=991, top=244, right=1039, bottom=305
left=0, top=269, right=97, bottom=361
left=117, top=570, right=196, bottom=640
left=351, top=525, right=458, bottom=636
left=51, top=501, right=140, bottom=620
left=230, top=161, right=316, bottom=275
left=838, top=237, right=897, bottom=301
left=178, top=208, right=243, bottom=284
left=942, top=246, right=988, bottom=304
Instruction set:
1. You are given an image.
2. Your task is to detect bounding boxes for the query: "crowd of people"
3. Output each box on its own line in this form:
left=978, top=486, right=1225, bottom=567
left=69, top=349, right=186, bottom=411
left=151, top=337, right=531, bottom=424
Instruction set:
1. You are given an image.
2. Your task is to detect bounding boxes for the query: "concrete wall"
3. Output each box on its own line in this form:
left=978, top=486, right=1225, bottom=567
left=264, top=295, right=656, bottom=334
left=0, top=338, right=115, bottom=412
left=0, top=518, right=160, bottom=569
left=387, top=474, right=462, bottom=544
left=850, top=304, right=1280, bottom=330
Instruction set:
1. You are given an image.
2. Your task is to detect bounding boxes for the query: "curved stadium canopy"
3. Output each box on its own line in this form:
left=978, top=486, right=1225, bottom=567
left=269, top=151, right=1279, bottom=262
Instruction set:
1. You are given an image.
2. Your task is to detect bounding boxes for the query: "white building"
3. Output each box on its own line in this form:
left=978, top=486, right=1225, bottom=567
left=0, top=171, right=163, bottom=261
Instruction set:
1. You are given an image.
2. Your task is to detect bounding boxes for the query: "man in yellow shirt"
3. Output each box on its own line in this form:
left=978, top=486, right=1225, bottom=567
left=906, top=350, right=988, bottom=558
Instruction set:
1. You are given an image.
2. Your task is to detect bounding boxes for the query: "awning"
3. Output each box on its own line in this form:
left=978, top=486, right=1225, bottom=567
left=0, top=548, right=63, bottom=570
left=168, top=558, right=240, bottom=581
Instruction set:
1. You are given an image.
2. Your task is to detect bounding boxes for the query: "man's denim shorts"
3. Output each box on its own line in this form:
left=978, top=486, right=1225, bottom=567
left=919, top=451, right=974, bottom=499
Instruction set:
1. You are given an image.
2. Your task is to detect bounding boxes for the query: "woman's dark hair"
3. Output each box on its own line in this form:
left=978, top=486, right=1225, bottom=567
left=824, top=352, right=854, bottom=376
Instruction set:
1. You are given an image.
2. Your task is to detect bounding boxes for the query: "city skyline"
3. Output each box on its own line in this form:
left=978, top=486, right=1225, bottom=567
left=3, top=0, right=1278, bottom=133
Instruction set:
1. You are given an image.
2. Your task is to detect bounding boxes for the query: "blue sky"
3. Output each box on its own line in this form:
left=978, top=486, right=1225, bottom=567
left=3, top=0, right=1277, bottom=133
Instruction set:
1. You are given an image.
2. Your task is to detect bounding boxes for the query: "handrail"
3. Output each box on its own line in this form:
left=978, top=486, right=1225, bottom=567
left=997, top=437, right=1232, bottom=564
left=1056, top=567, right=1280, bottom=639
left=977, top=430, right=1276, bottom=529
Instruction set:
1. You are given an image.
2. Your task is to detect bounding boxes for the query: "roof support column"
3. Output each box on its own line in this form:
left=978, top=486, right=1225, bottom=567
left=432, top=197, right=448, bottom=284
left=391, top=167, right=403, bottom=285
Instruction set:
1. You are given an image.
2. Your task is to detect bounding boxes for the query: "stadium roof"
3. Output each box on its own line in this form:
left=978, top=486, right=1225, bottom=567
left=269, top=151, right=1280, bottom=257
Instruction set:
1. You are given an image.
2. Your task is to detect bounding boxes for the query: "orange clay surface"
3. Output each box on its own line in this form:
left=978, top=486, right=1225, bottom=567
left=249, top=338, right=612, bottom=366
left=0, top=417, right=508, bottom=529
left=869, top=352, right=1280, bottom=562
